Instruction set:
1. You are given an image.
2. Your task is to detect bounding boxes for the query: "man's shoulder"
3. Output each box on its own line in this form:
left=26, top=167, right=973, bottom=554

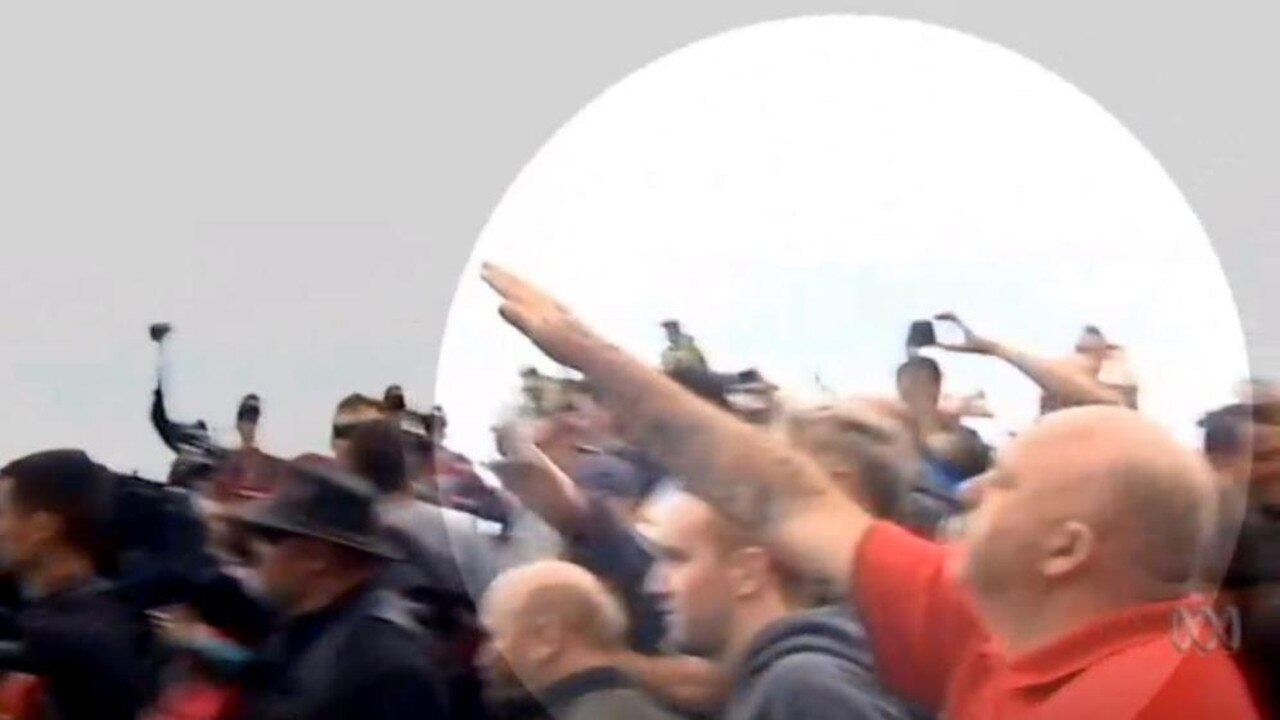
left=1063, top=635, right=1260, bottom=719
left=340, top=608, right=432, bottom=676
left=743, top=652, right=912, bottom=720
left=23, top=582, right=143, bottom=637
left=754, top=651, right=882, bottom=699
left=1138, top=648, right=1259, bottom=718
left=566, top=687, right=682, bottom=720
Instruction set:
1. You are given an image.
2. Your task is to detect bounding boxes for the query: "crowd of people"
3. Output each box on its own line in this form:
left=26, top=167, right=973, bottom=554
left=0, top=267, right=1276, bottom=719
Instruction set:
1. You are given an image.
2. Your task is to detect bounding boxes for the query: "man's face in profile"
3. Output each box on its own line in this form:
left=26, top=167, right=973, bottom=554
left=331, top=406, right=384, bottom=463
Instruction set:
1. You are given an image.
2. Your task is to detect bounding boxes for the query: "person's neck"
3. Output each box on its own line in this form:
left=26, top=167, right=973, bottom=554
left=24, top=549, right=96, bottom=599
left=388, top=486, right=417, bottom=505
left=290, top=569, right=373, bottom=618
left=989, top=583, right=1174, bottom=656
left=536, top=648, right=619, bottom=694
left=719, top=594, right=793, bottom=671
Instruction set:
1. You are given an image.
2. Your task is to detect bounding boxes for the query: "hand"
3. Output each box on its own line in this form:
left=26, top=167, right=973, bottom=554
left=485, top=454, right=588, bottom=535
left=933, top=312, right=998, bottom=355
left=942, top=391, right=994, bottom=419
left=482, top=263, right=602, bottom=371
left=494, top=413, right=583, bottom=472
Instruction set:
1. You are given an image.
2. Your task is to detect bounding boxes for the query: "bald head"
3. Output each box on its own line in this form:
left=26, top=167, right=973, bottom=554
left=481, top=560, right=628, bottom=652
left=970, top=406, right=1218, bottom=603
left=956, top=406, right=1221, bottom=649
left=1030, top=406, right=1217, bottom=588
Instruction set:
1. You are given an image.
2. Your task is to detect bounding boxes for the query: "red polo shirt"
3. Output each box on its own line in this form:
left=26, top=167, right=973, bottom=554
left=852, top=521, right=1260, bottom=719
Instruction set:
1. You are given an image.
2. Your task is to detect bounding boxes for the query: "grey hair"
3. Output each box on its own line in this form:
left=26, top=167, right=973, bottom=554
left=483, top=560, right=631, bottom=649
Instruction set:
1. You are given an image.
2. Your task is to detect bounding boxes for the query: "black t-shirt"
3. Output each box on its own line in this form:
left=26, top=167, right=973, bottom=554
left=4, top=579, right=155, bottom=720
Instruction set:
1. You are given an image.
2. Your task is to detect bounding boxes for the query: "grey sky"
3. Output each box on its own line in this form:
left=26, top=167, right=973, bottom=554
left=439, top=16, right=1247, bottom=458
left=1, top=14, right=1246, bottom=477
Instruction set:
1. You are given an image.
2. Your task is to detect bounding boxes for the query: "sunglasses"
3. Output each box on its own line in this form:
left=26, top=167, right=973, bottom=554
left=331, top=421, right=370, bottom=441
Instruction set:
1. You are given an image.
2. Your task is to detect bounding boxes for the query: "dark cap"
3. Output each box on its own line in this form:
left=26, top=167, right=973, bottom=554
left=661, top=319, right=681, bottom=329
left=573, top=453, right=648, bottom=501
left=235, top=458, right=399, bottom=560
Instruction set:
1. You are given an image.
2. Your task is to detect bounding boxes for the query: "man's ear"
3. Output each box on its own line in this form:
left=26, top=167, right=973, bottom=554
left=726, top=546, right=772, bottom=600
left=1041, top=520, right=1094, bottom=578
left=527, top=614, right=564, bottom=665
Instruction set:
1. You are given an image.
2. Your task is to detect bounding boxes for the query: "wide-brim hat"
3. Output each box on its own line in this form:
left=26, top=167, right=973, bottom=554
left=233, top=458, right=401, bottom=560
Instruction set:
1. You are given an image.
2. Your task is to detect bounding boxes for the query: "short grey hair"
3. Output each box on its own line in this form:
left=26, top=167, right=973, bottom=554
left=483, top=560, right=630, bottom=649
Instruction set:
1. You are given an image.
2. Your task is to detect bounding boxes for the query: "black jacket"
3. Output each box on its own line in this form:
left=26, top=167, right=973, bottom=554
left=234, top=582, right=449, bottom=720
left=0, top=578, right=156, bottom=720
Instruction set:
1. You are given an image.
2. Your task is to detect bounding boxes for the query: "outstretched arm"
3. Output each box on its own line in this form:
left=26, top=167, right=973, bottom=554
left=934, top=313, right=1125, bottom=407
left=150, top=385, right=185, bottom=453
left=482, top=264, right=871, bottom=588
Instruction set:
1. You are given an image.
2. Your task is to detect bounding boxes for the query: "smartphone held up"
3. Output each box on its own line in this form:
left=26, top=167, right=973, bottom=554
left=905, top=316, right=966, bottom=356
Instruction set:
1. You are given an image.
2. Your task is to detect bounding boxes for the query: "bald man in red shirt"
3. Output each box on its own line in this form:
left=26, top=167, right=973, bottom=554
left=483, top=264, right=1259, bottom=720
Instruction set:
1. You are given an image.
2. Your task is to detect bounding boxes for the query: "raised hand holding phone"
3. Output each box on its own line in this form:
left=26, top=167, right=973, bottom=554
left=933, top=312, right=998, bottom=355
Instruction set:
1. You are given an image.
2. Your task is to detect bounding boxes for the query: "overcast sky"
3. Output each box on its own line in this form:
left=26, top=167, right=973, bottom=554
left=438, top=16, right=1247, bottom=458
left=1, top=14, right=1247, bottom=477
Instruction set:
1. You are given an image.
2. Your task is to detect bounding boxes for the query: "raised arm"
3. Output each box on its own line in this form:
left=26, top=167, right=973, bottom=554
left=482, top=264, right=871, bottom=588
left=934, top=313, right=1125, bottom=407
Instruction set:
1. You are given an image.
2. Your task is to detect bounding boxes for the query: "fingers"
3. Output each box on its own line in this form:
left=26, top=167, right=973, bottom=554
left=483, top=262, right=558, bottom=308
left=934, top=312, right=973, bottom=336
left=497, top=303, right=533, bottom=335
left=480, top=262, right=525, bottom=301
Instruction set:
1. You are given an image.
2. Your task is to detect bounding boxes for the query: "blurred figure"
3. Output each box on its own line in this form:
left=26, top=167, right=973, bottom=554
left=232, top=460, right=448, bottom=719
left=349, top=418, right=562, bottom=595
left=345, top=418, right=498, bottom=720
left=933, top=314, right=1135, bottom=413
left=519, top=368, right=570, bottom=419
left=0, top=450, right=156, bottom=720
left=235, top=394, right=261, bottom=449
left=894, top=358, right=991, bottom=491
left=330, top=393, right=385, bottom=465
left=427, top=407, right=510, bottom=526
left=383, top=385, right=407, bottom=415
left=214, top=394, right=285, bottom=505
left=478, top=560, right=680, bottom=720
left=572, top=452, right=652, bottom=525
left=1201, top=387, right=1280, bottom=715
left=787, top=399, right=961, bottom=540
left=645, top=491, right=911, bottom=720
left=660, top=320, right=709, bottom=374
left=1046, top=325, right=1139, bottom=413
left=347, top=419, right=495, bottom=596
